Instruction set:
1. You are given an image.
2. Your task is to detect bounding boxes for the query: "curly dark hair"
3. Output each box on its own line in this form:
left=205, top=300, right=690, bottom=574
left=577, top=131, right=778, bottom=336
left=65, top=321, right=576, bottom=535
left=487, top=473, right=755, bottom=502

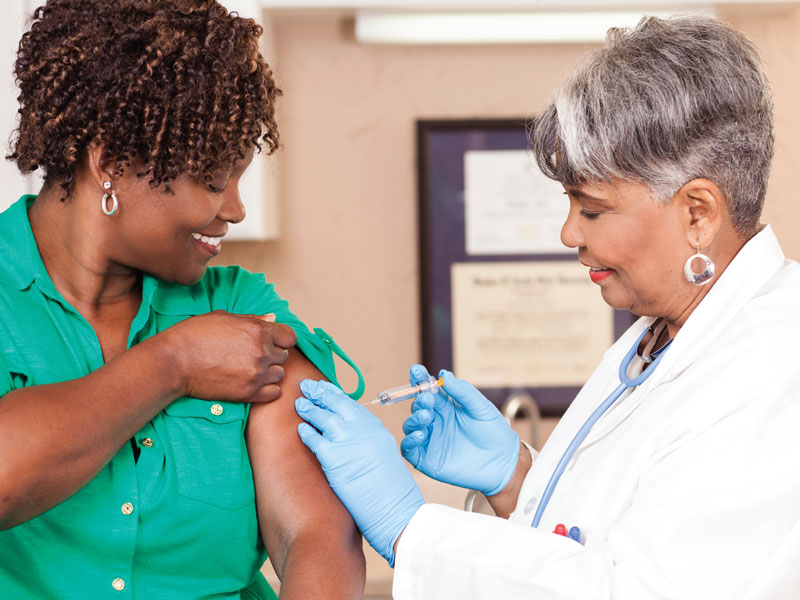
left=8, top=0, right=281, bottom=197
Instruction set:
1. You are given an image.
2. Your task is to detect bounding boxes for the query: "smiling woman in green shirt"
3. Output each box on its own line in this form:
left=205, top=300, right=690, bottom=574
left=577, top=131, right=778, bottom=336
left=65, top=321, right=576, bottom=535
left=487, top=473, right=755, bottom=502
left=0, top=1, right=366, bottom=598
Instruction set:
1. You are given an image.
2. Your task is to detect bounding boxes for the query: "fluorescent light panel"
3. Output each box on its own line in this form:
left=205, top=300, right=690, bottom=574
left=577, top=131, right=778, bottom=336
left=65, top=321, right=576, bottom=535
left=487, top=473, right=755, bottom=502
left=355, top=10, right=712, bottom=44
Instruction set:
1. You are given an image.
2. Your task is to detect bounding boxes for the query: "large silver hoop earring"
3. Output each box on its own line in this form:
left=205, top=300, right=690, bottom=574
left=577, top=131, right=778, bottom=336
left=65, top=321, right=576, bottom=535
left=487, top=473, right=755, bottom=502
left=101, top=181, right=117, bottom=216
left=684, top=242, right=714, bottom=285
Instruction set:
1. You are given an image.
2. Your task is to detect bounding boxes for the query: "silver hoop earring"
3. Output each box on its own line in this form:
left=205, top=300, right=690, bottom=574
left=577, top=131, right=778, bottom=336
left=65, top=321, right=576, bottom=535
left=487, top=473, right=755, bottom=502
left=683, top=243, right=715, bottom=285
left=101, top=182, right=117, bottom=216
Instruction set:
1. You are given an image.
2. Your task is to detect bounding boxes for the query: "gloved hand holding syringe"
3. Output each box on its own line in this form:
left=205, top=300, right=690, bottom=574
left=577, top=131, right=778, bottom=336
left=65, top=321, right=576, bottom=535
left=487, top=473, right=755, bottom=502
left=360, top=375, right=444, bottom=406
left=297, top=363, right=521, bottom=564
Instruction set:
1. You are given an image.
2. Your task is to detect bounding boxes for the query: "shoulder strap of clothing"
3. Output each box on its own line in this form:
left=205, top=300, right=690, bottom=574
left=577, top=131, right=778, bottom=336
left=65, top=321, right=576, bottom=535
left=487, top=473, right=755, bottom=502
left=313, top=327, right=365, bottom=400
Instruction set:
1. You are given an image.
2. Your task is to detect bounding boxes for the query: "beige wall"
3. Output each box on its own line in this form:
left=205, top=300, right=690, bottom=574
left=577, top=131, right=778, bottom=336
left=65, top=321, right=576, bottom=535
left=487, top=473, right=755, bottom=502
left=214, top=8, right=800, bottom=593
left=733, top=8, right=800, bottom=253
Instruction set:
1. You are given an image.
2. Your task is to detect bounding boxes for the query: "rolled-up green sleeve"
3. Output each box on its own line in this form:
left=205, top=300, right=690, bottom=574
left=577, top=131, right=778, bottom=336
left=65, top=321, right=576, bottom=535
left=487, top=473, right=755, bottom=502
left=0, top=361, right=12, bottom=397
left=205, top=265, right=364, bottom=399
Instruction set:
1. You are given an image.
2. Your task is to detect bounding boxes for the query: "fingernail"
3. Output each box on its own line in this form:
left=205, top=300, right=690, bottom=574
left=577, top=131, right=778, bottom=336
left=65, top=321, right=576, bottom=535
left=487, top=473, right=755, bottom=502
left=295, top=397, right=312, bottom=411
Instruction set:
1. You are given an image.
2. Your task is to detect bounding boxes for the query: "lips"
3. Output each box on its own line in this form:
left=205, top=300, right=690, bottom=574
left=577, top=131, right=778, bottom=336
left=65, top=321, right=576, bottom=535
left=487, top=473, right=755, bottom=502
left=191, top=232, right=223, bottom=256
left=588, top=267, right=613, bottom=283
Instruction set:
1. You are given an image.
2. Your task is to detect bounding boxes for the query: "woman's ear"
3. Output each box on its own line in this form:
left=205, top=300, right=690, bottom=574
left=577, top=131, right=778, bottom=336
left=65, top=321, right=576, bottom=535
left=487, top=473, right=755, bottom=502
left=85, top=145, right=114, bottom=192
left=674, top=178, right=726, bottom=249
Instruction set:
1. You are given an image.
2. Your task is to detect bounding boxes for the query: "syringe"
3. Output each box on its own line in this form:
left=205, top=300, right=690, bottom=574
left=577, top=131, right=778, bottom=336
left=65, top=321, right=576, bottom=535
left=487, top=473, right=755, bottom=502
left=361, top=376, right=444, bottom=407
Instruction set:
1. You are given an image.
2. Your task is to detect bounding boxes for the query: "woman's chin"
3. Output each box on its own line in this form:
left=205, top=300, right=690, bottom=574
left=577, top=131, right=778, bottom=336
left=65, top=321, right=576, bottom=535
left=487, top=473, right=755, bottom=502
left=177, top=270, right=208, bottom=286
left=152, top=265, right=208, bottom=287
left=599, top=288, right=634, bottom=313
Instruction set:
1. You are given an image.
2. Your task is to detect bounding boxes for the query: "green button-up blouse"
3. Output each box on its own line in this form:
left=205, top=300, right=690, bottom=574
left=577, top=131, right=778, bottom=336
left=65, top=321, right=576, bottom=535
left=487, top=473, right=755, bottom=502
left=0, top=196, right=363, bottom=598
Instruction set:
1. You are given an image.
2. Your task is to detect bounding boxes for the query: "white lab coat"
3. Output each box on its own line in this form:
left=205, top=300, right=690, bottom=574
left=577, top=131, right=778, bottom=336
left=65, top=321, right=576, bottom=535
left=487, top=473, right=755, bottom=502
left=394, top=225, right=800, bottom=600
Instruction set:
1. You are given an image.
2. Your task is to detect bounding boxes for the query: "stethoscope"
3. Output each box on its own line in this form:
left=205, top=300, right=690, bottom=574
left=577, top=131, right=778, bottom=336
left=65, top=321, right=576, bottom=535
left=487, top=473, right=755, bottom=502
left=530, top=326, right=673, bottom=528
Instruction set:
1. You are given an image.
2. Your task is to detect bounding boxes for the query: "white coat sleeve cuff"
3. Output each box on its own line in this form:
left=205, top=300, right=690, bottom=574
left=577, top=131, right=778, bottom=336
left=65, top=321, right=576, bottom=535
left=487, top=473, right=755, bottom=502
left=508, top=440, right=538, bottom=524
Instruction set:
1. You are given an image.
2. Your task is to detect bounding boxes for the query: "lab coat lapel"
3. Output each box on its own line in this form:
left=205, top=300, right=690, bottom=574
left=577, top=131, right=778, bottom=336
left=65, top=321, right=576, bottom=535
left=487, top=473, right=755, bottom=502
left=577, top=226, right=785, bottom=449
left=577, top=364, right=649, bottom=450
left=653, top=225, right=784, bottom=383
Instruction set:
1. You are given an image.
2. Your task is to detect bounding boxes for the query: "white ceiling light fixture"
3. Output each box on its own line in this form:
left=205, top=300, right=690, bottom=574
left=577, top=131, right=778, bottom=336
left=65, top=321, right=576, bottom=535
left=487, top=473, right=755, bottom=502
left=355, top=9, right=715, bottom=45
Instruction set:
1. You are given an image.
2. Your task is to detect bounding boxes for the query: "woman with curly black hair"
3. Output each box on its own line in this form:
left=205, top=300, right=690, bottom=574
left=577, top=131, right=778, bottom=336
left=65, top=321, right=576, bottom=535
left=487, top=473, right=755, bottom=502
left=0, top=1, right=366, bottom=598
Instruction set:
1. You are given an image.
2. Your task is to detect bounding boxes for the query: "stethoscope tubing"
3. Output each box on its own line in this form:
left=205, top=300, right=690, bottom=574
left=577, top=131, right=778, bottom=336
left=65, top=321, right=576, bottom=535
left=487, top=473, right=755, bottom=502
left=530, top=327, right=672, bottom=528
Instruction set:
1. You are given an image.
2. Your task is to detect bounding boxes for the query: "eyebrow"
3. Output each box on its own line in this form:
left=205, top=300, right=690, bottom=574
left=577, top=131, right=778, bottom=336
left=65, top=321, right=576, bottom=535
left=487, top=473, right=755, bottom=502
left=564, top=187, right=607, bottom=202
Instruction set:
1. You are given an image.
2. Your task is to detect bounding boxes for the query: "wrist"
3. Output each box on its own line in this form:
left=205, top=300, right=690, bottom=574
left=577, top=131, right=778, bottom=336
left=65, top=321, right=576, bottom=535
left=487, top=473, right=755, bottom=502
left=392, top=532, right=403, bottom=565
left=370, top=490, right=424, bottom=567
left=148, top=330, right=189, bottom=398
left=482, top=432, right=521, bottom=496
left=486, top=441, right=532, bottom=518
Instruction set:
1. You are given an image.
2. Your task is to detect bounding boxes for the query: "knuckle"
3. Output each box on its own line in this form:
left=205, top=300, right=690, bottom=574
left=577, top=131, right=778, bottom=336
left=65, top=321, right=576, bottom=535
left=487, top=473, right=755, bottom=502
left=275, top=324, right=297, bottom=346
left=264, top=364, right=285, bottom=384
left=247, top=319, right=265, bottom=336
left=265, top=347, right=289, bottom=365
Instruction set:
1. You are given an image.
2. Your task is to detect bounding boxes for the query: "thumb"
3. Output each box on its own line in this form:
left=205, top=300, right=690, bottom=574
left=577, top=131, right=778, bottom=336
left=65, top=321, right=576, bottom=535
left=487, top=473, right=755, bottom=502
left=439, top=370, right=496, bottom=420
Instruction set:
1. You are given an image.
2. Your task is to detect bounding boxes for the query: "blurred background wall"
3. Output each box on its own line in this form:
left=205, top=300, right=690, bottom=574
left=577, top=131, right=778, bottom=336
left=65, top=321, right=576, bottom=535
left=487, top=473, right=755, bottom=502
left=210, top=5, right=800, bottom=593
left=1, top=1, right=793, bottom=596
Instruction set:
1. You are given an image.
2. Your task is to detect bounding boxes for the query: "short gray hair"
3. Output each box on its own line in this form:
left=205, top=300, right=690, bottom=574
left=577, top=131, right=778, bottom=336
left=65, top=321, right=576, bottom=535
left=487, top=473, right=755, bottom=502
left=529, top=15, right=774, bottom=237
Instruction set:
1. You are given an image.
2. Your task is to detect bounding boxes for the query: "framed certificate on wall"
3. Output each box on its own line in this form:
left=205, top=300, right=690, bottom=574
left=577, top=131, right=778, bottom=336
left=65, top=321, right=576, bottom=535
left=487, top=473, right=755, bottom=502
left=417, top=119, right=635, bottom=416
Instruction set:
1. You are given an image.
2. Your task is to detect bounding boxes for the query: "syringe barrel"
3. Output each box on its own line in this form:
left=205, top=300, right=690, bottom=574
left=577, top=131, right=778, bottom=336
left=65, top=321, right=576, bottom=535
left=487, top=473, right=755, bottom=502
left=378, top=375, right=440, bottom=406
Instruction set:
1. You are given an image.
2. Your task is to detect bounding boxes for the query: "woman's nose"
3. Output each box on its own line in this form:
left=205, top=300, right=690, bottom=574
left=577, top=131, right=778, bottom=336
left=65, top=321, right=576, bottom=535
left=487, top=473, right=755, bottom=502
left=560, top=203, right=584, bottom=249
left=218, top=188, right=246, bottom=224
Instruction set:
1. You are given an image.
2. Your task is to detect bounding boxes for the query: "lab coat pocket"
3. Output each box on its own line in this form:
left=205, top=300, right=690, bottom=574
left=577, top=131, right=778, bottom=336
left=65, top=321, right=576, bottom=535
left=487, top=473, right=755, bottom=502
left=162, top=397, right=255, bottom=510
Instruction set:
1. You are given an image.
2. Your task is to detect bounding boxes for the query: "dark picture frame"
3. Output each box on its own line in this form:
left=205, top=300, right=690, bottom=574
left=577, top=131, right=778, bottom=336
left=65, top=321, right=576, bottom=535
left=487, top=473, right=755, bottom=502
left=417, top=118, right=635, bottom=417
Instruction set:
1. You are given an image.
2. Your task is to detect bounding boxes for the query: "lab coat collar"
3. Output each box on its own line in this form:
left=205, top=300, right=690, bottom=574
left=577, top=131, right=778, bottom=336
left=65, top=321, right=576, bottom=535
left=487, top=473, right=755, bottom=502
left=580, top=225, right=784, bottom=447
left=599, top=225, right=783, bottom=388
left=646, top=225, right=784, bottom=386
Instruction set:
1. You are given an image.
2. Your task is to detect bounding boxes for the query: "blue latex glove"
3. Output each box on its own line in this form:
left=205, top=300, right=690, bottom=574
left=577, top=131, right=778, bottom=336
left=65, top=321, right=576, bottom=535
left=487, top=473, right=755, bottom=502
left=400, top=365, right=520, bottom=496
left=295, top=379, right=425, bottom=567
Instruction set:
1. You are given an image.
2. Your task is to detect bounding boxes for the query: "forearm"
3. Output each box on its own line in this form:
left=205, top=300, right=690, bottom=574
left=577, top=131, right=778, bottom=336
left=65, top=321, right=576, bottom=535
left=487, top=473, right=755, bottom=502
left=0, top=334, right=183, bottom=528
left=277, top=526, right=365, bottom=600
left=486, top=441, right=532, bottom=519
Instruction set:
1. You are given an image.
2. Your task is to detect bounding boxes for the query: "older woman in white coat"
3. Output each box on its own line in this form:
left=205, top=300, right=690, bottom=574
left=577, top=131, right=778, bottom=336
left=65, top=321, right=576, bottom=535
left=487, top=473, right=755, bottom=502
left=295, top=15, right=800, bottom=599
